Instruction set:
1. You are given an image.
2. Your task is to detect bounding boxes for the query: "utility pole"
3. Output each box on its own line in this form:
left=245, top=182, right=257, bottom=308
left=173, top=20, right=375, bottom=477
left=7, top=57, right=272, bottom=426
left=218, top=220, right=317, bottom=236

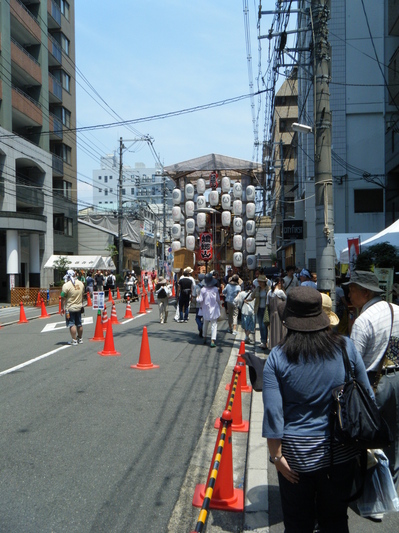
left=312, top=0, right=335, bottom=304
left=162, top=173, right=166, bottom=276
left=118, top=137, right=124, bottom=276
left=280, top=139, right=285, bottom=271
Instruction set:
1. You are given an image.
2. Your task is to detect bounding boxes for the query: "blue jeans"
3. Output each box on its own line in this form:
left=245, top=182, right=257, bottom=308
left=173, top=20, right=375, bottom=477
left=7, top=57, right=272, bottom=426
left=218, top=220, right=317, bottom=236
left=278, top=459, right=356, bottom=532
left=257, top=307, right=268, bottom=345
left=195, top=309, right=203, bottom=332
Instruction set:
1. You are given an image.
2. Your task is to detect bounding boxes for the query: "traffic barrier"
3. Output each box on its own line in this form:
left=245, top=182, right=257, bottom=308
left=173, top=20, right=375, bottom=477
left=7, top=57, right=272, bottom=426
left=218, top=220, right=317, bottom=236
left=39, top=298, right=50, bottom=319
left=18, top=301, right=29, bottom=324
left=101, top=304, right=109, bottom=332
left=116, top=287, right=121, bottom=300
left=87, top=291, right=92, bottom=306
left=216, top=364, right=249, bottom=432
left=123, top=297, right=134, bottom=319
left=192, top=409, right=243, bottom=513
left=150, top=289, right=155, bottom=305
left=111, top=302, right=121, bottom=325
left=58, top=296, right=62, bottom=314
left=98, top=319, right=121, bottom=356
left=138, top=294, right=146, bottom=314
left=131, top=326, right=159, bottom=370
left=90, top=310, right=104, bottom=342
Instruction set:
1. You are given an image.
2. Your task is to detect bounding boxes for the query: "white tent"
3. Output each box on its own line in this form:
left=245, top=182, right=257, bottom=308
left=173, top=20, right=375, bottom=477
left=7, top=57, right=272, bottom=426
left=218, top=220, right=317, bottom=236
left=339, top=220, right=399, bottom=263
left=336, top=233, right=374, bottom=264
left=44, top=255, right=115, bottom=270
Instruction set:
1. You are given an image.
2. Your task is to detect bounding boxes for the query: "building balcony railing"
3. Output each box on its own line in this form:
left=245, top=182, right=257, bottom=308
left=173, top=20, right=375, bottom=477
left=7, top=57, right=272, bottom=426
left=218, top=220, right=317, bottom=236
left=48, top=0, right=61, bottom=29
left=12, top=85, right=42, bottom=126
left=11, top=38, right=42, bottom=85
left=52, top=153, right=64, bottom=176
left=49, top=113, right=63, bottom=140
left=48, top=35, right=62, bottom=65
left=11, top=0, right=41, bottom=42
left=16, top=180, right=45, bottom=211
left=48, top=72, right=62, bottom=102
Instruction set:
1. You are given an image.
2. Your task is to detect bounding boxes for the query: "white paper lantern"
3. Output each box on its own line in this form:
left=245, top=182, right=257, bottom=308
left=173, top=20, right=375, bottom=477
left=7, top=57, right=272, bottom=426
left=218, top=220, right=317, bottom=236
left=221, top=176, right=230, bottom=193
left=221, top=210, right=231, bottom=227
left=186, top=235, right=195, bottom=251
left=172, top=188, right=181, bottom=205
left=233, top=234, right=242, bottom=251
left=197, top=195, right=206, bottom=210
left=246, top=185, right=256, bottom=202
left=197, top=178, right=206, bottom=194
left=246, top=219, right=256, bottom=236
left=186, top=218, right=195, bottom=234
left=185, top=200, right=194, bottom=217
left=172, top=240, right=181, bottom=252
left=197, top=212, right=206, bottom=229
left=209, top=190, right=219, bottom=206
left=233, top=216, right=243, bottom=234
left=233, top=252, right=243, bottom=267
left=246, top=237, right=256, bottom=254
left=221, top=194, right=231, bottom=210
left=233, top=182, right=242, bottom=198
left=172, top=206, right=181, bottom=222
left=185, top=183, right=195, bottom=200
left=246, top=202, right=256, bottom=219
left=233, top=200, right=242, bottom=216
left=247, top=254, right=257, bottom=270
left=171, top=224, right=181, bottom=239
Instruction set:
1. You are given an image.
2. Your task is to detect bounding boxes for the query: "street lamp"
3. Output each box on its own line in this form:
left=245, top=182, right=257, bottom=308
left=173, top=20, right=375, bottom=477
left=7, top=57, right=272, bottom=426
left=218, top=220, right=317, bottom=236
left=292, top=122, right=313, bottom=134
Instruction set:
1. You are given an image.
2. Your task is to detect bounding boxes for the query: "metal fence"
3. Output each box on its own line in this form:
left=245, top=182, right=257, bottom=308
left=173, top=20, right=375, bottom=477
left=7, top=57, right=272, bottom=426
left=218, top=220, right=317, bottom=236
left=11, top=287, right=62, bottom=307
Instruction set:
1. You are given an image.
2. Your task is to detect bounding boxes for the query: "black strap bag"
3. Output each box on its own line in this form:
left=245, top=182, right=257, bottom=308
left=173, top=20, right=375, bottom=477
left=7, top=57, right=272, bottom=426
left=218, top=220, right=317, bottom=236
left=331, top=346, right=393, bottom=450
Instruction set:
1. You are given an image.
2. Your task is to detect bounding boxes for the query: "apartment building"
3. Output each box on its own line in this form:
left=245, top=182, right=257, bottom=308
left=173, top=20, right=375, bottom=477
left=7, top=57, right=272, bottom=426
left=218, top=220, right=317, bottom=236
left=0, top=0, right=77, bottom=301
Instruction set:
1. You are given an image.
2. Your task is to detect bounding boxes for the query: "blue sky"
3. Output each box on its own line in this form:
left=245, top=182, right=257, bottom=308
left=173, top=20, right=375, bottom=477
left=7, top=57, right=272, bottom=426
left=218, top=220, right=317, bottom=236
left=74, top=1, right=262, bottom=206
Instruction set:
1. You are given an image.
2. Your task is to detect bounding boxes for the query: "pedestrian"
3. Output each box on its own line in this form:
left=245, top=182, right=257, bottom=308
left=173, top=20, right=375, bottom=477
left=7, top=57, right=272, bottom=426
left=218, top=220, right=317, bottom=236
left=246, top=274, right=269, bottom=349
left=155, top=276, right=171, bottom=324
left=299, top=268, right=317, bottom=288
left=283, top=265, right=300, bottom=295
left=263, top=286, right=373, bottom=532
left=195, top=273, right=206, bottom=337
left=197, top=272, right=221, bottom=348
left=85, top=271, right=94, bottom=297
left=223, top=267, right=233, bottom=286
left=344, top=270, right=399, bottom=488
left=150, top=268, right=157, bottom=288
left=173, top=269, right=183, bottom=322
left=177, top=267, right=194, bottom=322
left=320, top=292, right=339, bottom=329
left=60, top=269, right=85, bottom=346
left=234, top=282, right=255, bottom=344
left=94, top=270, right=104, bottom=292
left=222, top=274, right=241, bottom=335
left=107, top=271, right=116, bottom=297
left=144, top=272, right=149, bottom=290
left=266, top=277, right=287, bottom=349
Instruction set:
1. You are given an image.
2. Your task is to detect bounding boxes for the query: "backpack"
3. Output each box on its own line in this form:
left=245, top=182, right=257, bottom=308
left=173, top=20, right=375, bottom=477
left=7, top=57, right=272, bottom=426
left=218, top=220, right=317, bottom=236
left=158, top=288, right=167, bottom=299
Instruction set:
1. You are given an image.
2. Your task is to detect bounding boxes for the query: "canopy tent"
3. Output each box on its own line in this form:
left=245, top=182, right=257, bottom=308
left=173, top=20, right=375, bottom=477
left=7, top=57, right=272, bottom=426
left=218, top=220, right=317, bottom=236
left=44, top=255, right=115, bottom=271
left=339, top=220, right=399, bottom=263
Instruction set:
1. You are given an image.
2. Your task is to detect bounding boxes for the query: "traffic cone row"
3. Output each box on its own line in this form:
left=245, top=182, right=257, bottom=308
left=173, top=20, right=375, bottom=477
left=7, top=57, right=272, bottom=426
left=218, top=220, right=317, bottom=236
left=225, top=340, right=252, bottom=393
left=216, top=365, right=249, bottom=432
left=35, top=291, right=41, bottom=307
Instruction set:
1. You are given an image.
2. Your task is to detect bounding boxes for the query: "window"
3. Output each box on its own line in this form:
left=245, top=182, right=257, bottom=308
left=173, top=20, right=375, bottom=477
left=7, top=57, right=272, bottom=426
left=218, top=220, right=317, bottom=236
left=53, top=214, right=72, bottom=236
left=354, top=188, right=384, bottom=213
left=65, top=217, right=73, bottom=236
left=98, top=188, right=102, bottom=193
left=63, top=180, right=72, bottom=199
left=61, top=0, right=70, bottom=20
left=104, top=190, right=108, bottom=196
left=109, top=175, right=113, bottom=180
left=54, top=143, right=71, bottom=164
left=122, top=188, right=126, bottom=195
left=131, top=188, right=135, bottom=195
left=61, top=107, right=71, bottom=128
left=104, top=176, right=108, bottom=183
left=59, top=33, right=70, bottom=55
left=109, top=188, right=113, bottom=193
left=98, top=176, right=102, bottom=180
left=53, top=69, right=71, bottom=92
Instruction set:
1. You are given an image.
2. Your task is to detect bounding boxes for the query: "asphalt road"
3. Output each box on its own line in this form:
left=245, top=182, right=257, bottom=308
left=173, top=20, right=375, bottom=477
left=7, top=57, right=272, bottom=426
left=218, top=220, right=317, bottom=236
left=0, top=301, right=234, bottom=533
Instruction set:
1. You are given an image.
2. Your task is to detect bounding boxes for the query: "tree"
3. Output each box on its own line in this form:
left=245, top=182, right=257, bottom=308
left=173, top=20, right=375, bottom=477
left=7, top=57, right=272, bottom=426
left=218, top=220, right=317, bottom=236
left=106, top=244, right=118, bottom=267
left=53, top=256, right=72, bottom=285
left=355, top=242, right=399, bottom=271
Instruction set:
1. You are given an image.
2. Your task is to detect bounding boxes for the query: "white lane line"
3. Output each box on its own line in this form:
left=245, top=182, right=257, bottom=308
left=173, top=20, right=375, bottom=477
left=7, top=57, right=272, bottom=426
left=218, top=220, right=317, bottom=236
left=0, top=345, right=70, bottom=377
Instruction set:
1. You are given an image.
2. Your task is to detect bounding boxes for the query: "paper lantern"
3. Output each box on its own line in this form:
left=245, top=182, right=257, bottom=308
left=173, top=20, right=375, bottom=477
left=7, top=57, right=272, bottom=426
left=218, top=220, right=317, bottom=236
left=172, top=206, right=181, bottom=222
left=197, top=178, right=206, bottom=194
left=186, top=218, right=195, bottom=234
left=221, top=194, right=231, bottom=210
left=221, top=176, right=230, bottom=193
left=233, top=200, right=242, bottom=216
left=186, top=235, right=195, bottom=251
left=185, top=200, right=194, bottom=217
left=197, top=212, right=206, bottom=229
left=233, top=217, right=243, bottom=234
left=172, top=188, right=181, bottom=205
left=246, top=202, right=256, bottom=219
left=221, top=210, right=231, bottom=227
left=233, top=182, right=242, bottom=198
left=197, top=195, right=206, bottom=210
left=171, top=240, right=181, bottom=252
left=233, top=234, right=242, bottom=251
left=209, top=190, right=219, bottom=206
left=171, top=224, right=181, bottom=239
left=247, top=254, right=257, bottom=270
left=233, top=252, right=243, bottom=267
left=246, top=219, right=256, bottom=236
left=246, top=237, right=256, bottom=254
left=246, top=185, right=256, bottom=202
left=185, top=183, right=195, bottom=200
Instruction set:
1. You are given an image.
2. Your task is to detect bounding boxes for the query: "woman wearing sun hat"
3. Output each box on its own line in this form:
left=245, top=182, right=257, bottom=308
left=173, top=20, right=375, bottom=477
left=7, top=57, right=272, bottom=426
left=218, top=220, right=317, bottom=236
left=246, top=274, right=269, bottom=349
left=197, top=272, right=221, bottom=348
left=263, top=286, right=372, bottom=532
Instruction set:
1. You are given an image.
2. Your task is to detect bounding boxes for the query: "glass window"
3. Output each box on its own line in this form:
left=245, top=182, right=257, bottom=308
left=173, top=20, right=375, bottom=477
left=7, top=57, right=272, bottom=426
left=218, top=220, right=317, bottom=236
left=65, top=217, right=73, bottom=236
left=104, top=176, right=108, bottom=183
left=61, top=0, right=70, bottom=20
left=98, top=176, right=102, bottom=180
left=105, top=190, right=108, bottom=196
left=354, top=189, right=384, bottom=213
left=131, top=188, right=134, bottom=195
left=63, top=180, right=72, bottom=199
left=122, top=188, right=126, bottom=195
left=61, top=107, right=71, bottom=128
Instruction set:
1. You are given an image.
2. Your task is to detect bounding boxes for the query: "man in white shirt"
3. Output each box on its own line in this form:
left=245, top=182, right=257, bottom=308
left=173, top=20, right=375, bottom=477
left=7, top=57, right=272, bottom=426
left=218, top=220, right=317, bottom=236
left=283, top=265, right=300, bottom=295
left=344, top=270, right=399, bottom=488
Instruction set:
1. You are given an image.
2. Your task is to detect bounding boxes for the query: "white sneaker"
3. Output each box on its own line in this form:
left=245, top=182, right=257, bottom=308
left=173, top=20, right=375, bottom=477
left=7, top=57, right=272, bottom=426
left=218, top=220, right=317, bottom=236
left=68, top=339, right=78, bottom=346
left=77, top=338, right=83, bottom=344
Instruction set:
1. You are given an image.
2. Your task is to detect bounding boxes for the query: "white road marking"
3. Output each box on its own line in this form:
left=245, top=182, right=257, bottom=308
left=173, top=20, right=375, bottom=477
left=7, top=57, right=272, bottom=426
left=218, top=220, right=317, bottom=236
left=41, top=317, right=93, bottom=333
left=0, top=346, right=71, bottom=377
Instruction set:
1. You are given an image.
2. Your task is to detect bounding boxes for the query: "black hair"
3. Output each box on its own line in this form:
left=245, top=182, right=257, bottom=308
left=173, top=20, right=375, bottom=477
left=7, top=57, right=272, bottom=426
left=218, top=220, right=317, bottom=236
left=279, top=329, right=346, bottom=364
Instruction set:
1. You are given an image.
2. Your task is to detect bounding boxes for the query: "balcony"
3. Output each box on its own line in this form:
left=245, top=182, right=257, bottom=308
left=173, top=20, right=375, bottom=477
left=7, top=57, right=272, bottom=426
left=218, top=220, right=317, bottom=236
left=12, top=86, right=42, bottom=128
left=11, top=38, right=42, bottom=86
left=49, top=73, right=62, bottom=102
left=49, top=113, right=63, bottom=140
left=10, top=0, right=41, bottom=44
left=16, top=179, right=45, bottom=213
left=48, top=35, right=62, bottom=66
left=48, top=0, right=61, bottom=29
left=52, top=153, right=64, bottom=176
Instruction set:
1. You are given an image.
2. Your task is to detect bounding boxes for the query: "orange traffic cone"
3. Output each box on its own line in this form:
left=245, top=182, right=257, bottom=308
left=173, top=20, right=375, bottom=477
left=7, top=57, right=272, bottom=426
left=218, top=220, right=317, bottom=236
left=98, top=319, right=121, bottom=356
left=172, top=283, right=175, bottom=297
left=90, top=310, right=104, bottom=341
left=58, top=296, right=62, bottom=314
left=216, top=365, right=249, bottom=432
left=192, top=410, right=244, bottom=511
left=131, top=326, right=159, bottom=370
left=18, top=301, right=28, bottom=324
left=35, top=291, right=41, bottom=307
left=101, top=304, right=109, bottom=332
left=123, top=297, right=134, bottom=319
left=150, top=289, right=155, bottom=305
left=137, top=284, right=141, bottom=296
left=116, top=287, right=121, bottom=300
left=39, top=297, right=50, bottom=319
left=111, top=302, right=121, bottom=325
left=87, top=291, right=92, bottom=306
left=225, top=351, right=252, bottom=393
left=238, top=340, right=246, bottom=355
left=138, top=294, right=146, bottom=314
left=108, top=288, right=113, bottom=302
left=144, top=291, right=150, bottom=309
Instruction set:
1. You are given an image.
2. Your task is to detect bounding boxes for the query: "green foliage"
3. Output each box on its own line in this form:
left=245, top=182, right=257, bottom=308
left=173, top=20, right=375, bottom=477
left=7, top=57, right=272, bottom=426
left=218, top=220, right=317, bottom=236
left=355, top=242, right=399, bottom=271
left=53, top=256, right=72, bottom=276
left=106, top=244, right=118, bottom=260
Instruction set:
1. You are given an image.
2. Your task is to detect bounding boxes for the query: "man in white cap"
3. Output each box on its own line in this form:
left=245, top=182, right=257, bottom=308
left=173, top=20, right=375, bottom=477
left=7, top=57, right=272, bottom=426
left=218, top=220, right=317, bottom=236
left=60, top=269, right=85, bottom=346
left=344, top=270, right=399, bottom=489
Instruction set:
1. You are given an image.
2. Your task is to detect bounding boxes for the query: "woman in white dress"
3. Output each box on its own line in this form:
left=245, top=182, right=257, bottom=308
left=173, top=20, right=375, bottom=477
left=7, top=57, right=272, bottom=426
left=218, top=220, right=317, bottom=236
left=267, top=277, right=287, bottom=349
left=197, top=273, right=221, bottom=348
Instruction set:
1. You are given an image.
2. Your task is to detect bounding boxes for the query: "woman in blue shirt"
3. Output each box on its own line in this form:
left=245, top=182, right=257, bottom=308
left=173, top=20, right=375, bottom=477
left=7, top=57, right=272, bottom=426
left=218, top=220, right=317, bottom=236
left=263, top=286, right=373, bottom=532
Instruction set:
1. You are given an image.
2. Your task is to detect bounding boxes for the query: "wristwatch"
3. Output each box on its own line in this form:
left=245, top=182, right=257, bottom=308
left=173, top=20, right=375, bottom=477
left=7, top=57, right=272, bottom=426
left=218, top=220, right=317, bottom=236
left=269, top=455, right=283, bottom=464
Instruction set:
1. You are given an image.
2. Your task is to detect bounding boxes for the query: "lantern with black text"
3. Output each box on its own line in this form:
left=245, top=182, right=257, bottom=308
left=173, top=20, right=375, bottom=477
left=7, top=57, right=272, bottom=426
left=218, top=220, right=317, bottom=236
left=199, top=232, right=213, bottom=261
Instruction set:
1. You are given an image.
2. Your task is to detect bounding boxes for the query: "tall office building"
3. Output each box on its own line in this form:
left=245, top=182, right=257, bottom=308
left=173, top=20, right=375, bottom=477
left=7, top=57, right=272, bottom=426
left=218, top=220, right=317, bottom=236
left=0, top=0, right=77, bottom=301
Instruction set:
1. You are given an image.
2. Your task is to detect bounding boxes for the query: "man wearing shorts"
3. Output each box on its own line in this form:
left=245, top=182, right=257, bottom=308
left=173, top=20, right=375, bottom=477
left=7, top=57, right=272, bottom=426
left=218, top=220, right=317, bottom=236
left=60, top=269, right=85, bottom=346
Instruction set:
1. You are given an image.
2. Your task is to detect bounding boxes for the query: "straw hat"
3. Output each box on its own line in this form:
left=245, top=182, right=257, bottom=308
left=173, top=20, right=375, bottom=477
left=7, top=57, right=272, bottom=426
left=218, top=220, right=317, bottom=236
left=320, top=293, right=339, bottom=327
left=157, top=276, right=167, bottom=285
